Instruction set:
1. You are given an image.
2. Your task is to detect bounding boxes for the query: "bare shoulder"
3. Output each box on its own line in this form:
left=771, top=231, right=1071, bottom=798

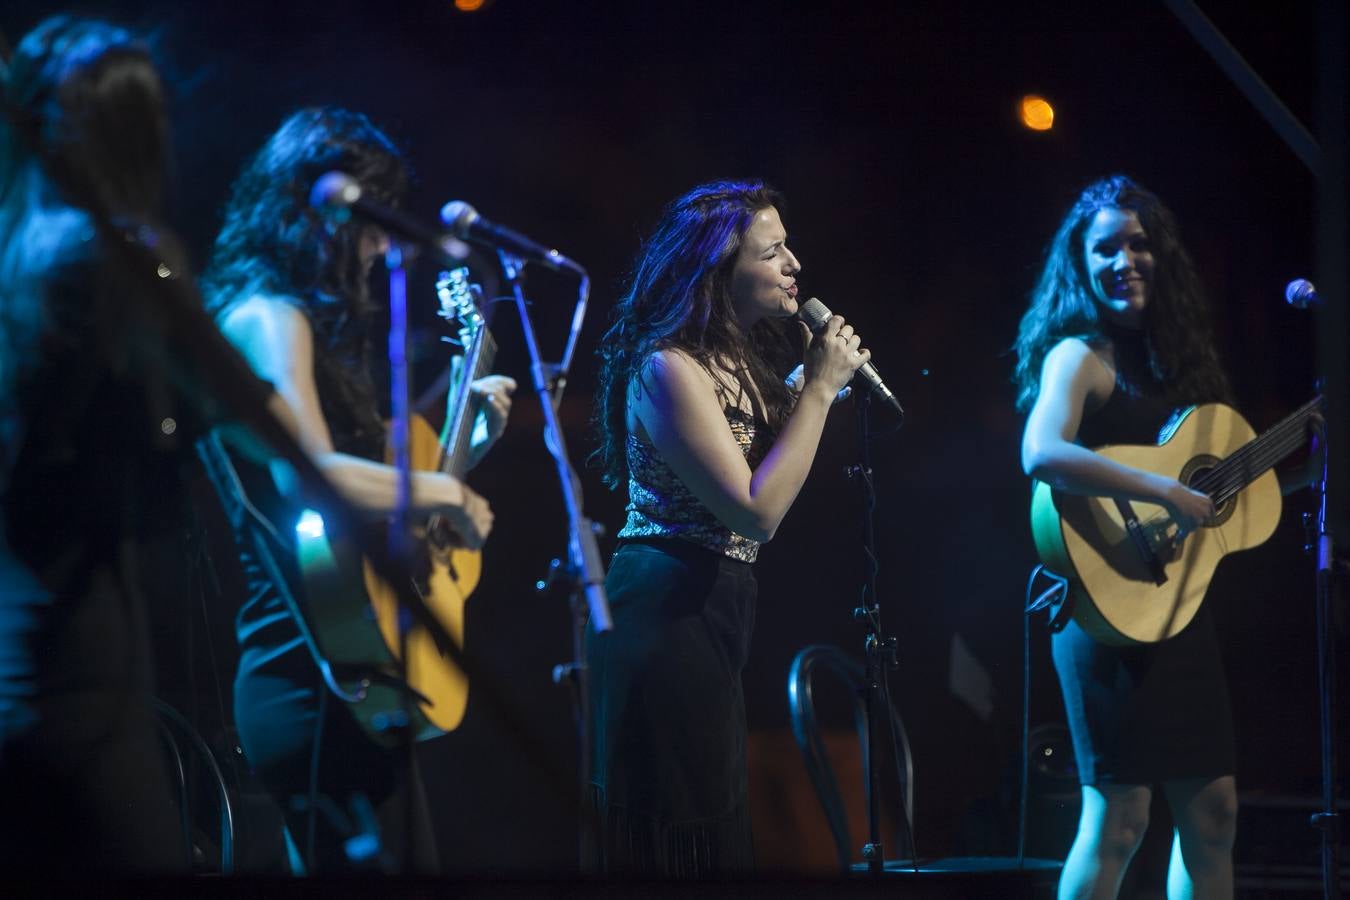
left=221, top=294, right=310, bottom=348
left=220, top=293, right=306, bottom=332
left=219, top=295, right=313, bottom=381
left=631, top=348, right=718, bottom=403
left=1042, top=336, right=1097, bottom=369
left=1042, top=337, right=1114, bottom=402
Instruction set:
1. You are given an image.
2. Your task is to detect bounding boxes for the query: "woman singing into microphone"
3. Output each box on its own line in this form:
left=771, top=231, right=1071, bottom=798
left=588, top=180, right=870, bottom=876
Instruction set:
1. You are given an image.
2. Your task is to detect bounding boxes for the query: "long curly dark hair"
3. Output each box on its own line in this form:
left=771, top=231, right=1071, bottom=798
left=201, top=107, right=408, bottom=446
left=0, top=16, right=166, bottom=401
left=202, top=106, right=406, bottom=325
left=1012, top=174, right=1230, bottom=412
left=592, top=179, right=796, bottom=490
left=0, top=15, right=167, bottom=220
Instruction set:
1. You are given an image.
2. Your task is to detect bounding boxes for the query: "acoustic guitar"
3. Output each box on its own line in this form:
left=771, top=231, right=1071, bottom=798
left=1030, top=396, right=1320, bottom=645
left=295, top=267, right=496, bottom=744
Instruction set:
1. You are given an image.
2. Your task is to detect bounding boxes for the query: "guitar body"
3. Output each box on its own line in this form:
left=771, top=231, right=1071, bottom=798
left=295, top=416, right=483, bottom=746
left=362, top=414, right=482, bottom=736
left=292, top=499, right=445, bottom=746
left=1031, top=402, right=1283, bottom=645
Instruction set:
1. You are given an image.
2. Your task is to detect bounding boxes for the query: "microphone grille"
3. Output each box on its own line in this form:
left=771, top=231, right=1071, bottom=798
left=310, top=171, right=360, bottom=210
left=797, top=297, right=833, bottom=331
left=1285, top=278, right=1316, bottom=309
left=439, top=200, right=479, bottom=237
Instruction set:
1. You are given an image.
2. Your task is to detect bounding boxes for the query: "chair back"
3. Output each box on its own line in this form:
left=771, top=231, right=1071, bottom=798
left=787, top=644, right=914, bottom=871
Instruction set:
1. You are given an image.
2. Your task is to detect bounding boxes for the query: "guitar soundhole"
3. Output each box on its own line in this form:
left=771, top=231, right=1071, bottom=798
left=1180, top=455, right=1237, bottom=528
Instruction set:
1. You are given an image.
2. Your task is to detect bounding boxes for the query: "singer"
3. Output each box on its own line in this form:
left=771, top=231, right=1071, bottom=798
left=1013, top=175, right=1237, bottom=899
left=588, top=180, right=870, bottom=876
left=202, top=107, right=510, bottom=873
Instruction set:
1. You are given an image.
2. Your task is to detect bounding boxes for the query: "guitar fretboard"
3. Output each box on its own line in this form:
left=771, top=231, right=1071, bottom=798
left=440, top=329, right=498, bottom=480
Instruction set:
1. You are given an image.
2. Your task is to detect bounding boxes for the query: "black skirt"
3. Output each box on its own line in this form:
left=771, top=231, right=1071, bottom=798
left=584, top=538, right=757, bottom=877
left=1052, top=603, right=1235, bottom=786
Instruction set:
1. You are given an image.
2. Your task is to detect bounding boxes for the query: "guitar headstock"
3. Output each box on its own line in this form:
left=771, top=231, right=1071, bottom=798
left=436, top=267, right=485, bottom=347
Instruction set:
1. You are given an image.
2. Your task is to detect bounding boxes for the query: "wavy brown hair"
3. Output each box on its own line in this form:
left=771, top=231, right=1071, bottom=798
left=592, top=179, right=796, bottom=489
left=1012, top=174, right=1230, bottom=412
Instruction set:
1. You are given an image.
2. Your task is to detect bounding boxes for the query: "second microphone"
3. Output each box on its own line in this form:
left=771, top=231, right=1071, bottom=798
left=440, top=201, right=584, bottom=275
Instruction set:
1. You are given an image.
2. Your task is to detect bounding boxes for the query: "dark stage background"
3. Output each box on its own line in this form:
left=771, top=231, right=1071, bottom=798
left=5, top=0, right=1345, bottom=880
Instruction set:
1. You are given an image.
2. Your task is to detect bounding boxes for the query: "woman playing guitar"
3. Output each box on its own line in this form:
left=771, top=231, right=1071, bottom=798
left=1013, top=175, right=1237, bottom=899
left=202, top=108, right=510, bottom=874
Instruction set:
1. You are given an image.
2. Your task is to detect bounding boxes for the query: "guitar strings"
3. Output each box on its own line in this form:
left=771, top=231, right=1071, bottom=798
left=1197, top=423, right=1303, bottom=501
left=1198, top=418, right=1309, bottom=504
left=1189, top=399, right=1321, bottom=505
left=1221, top=403, right=1318, bottom=499
left=1191, top=412, right=1301, bottom=501
left=1198, top=398, right=1319, bottom=497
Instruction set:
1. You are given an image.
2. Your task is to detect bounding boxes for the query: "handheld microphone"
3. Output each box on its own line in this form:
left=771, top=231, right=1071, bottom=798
left=797, top=297, right=904, bottom=420
left=309, top=172, right=469, bottom=266
left=440, top=200, right=584, bottom=275
left=1285, top=277, right=1321, bottom=310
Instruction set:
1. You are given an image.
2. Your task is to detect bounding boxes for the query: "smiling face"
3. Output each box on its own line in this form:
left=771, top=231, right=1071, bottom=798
left=728, top=206, right=801, bottom=329
left=1082, top=207, right=1154, bottom=329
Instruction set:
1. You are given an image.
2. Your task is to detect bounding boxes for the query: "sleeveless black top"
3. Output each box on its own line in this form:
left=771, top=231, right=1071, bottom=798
left=618, top=406, right=770, bottom=563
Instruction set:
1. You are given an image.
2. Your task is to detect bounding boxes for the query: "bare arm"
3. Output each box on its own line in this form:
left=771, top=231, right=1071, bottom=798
left=219, top=295, right=492, bottom=547
left=1021, top=337, right=1213, bottom=534
left=632, top=316, right=868, bottom=542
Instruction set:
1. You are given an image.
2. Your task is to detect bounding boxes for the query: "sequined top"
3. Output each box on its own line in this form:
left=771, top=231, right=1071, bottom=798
left=617, top=405, right=772, bottom=563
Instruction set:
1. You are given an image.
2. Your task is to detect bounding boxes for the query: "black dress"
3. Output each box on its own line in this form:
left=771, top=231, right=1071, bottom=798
left=585, top=406, right=769, bottom=877
left=222, top=304, right=439, bottom=873
left=1051, top=346, right=1236, bottom=786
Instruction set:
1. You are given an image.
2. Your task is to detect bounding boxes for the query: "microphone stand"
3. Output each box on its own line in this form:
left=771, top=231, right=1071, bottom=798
left=848, top=391, right=916, bottom=876
left=1157, top=8, right=1346, bottom=890
left=384, top=241, right=421, bottom=872
left=1307, top=409, right=1343, bottom=900
left=385, top=243, right=417, bottom=571
left=495, top=250, right=611, bottom=866
left=297, top=202, right=588, bottom=827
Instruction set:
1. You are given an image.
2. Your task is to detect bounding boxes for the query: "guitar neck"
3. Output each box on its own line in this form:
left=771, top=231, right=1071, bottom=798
left=441, top=330, right=498, bottom=480
left=1194, top=396, right=1321, bottom=503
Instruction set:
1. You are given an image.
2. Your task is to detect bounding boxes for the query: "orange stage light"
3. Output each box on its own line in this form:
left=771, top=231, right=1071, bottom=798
left=1019, top=95, right=1055, bottom=132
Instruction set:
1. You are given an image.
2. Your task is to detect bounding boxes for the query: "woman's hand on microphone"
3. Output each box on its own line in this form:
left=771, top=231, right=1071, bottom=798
left=784, top=364, right=851, bottom=404
left=799, top=313, right=870, bottom=403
